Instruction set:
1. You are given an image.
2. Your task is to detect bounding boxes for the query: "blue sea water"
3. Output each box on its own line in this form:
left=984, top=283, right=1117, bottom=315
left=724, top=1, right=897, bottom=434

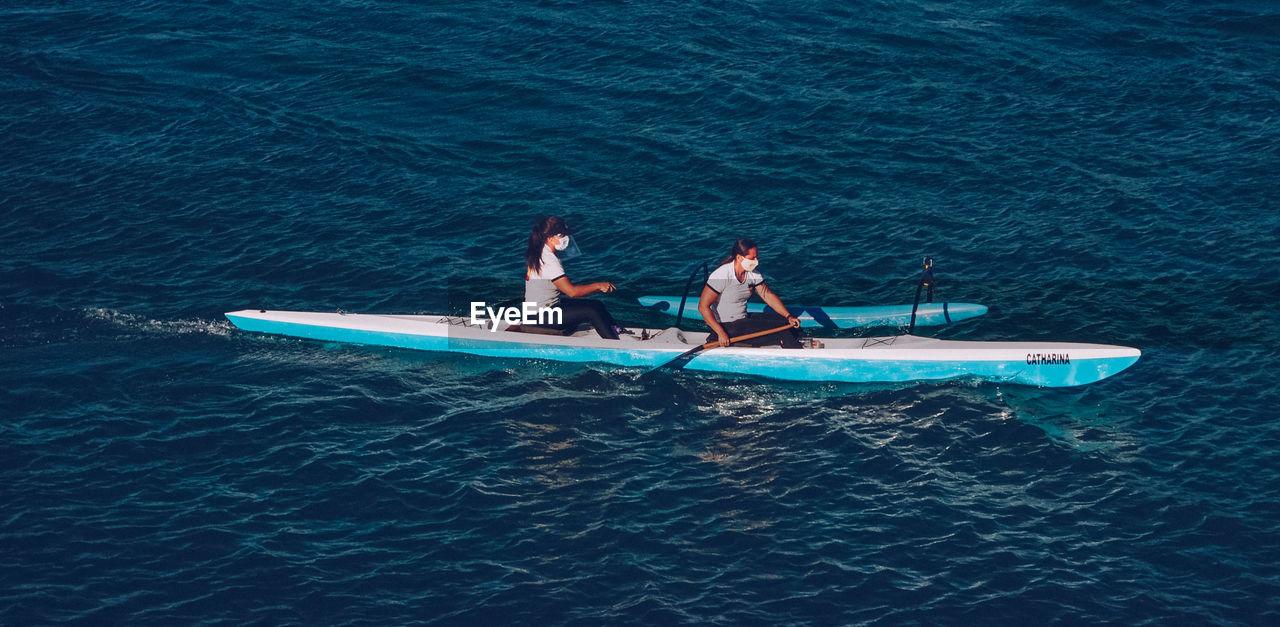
left=3, top=0, right=1280, bottom=623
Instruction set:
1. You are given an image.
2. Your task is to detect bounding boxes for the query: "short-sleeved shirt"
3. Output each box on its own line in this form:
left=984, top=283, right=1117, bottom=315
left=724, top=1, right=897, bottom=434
left=705, top=261, right=764, bottom=323
left=525, top=245, right=566, bottom=308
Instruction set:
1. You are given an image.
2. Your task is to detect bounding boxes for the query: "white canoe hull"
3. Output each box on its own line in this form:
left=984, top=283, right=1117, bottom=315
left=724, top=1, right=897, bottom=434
left=225, top=310, right=1140, bottom=387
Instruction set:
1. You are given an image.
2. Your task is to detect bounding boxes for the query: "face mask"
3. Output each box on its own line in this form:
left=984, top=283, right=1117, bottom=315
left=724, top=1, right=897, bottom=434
left=553, top=235, right=571, bottom=252
left=739, top=257, right=759, bottom=272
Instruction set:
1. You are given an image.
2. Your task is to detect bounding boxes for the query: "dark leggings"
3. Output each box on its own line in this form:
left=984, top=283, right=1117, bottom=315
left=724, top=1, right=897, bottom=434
left=555, top=298, right=619, bottom=339
left=721, top=312, right=802, bottom=348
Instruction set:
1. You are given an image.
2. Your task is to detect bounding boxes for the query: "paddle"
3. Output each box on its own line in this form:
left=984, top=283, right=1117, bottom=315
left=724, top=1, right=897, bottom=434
left=644, top=323, right=795, bottom=375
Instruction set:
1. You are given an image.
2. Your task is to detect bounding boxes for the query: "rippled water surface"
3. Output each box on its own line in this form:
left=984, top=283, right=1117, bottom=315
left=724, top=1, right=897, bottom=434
left=3, top=1, right=1279, bottom=623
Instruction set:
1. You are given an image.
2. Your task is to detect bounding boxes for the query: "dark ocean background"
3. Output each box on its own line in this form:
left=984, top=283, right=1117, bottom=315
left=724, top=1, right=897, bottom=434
left=4, top=0, right=1279, bottom=623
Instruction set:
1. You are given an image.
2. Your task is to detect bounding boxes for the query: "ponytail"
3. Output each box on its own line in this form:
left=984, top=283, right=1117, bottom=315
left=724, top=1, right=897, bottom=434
left=525, top=215, right=570, bottom=274
left=716, top=237, right=757, bottom=267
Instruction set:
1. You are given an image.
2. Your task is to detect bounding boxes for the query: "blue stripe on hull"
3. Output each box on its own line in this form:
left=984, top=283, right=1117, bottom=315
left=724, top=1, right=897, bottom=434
left=227, top=314, right=675, bottom=367
left=227, top=313, right=1137, bottom=387
left=229, top=313, right=451, bottom=351
left=684, top=352, right=1140, bottom=387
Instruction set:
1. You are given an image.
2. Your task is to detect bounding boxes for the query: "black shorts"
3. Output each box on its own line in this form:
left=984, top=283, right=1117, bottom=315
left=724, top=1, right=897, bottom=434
left=721, top=312, right=801, bottom=348
left=552, top=298, right=619, bottom=340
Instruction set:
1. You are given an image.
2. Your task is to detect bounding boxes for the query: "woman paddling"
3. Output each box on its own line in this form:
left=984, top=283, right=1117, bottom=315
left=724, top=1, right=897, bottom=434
left=524, top=215, right=623, bottom=339
left=698, top=238, right=802, bottom=348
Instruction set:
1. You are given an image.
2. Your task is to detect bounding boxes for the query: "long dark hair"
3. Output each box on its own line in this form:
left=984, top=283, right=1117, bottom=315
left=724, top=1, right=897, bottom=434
left=525, top=215, right=570, bottom=274
left=717, top=237, right=757, bottom=267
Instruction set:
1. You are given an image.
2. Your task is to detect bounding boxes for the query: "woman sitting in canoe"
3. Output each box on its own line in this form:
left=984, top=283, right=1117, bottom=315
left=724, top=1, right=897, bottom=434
left=698, top=238, right=801, bottom=348
left=524, top=215, right=623, bottom=339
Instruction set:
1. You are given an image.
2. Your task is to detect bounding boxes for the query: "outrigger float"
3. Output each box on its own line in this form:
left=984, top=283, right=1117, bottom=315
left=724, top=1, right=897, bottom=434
left=639, top=256, right=988, bottom=330
left=637, top=296, right=988, bottom=329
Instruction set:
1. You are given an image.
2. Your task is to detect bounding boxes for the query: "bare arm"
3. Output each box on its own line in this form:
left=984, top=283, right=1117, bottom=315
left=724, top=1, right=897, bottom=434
left=753, top=283, right=800, bottom=328
left=697, top=284, right=731, bottom=346
left=552, top=276, right=615, bottom=298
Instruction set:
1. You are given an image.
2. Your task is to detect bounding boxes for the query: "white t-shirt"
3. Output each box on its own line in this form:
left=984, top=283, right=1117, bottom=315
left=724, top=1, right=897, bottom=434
left=705, top=261, right=764, bottom=323
left=525, top=245, right=566, bottom=308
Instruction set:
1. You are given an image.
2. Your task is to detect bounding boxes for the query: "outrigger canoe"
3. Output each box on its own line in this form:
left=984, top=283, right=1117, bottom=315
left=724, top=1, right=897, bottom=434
left=225, top=309, right=1139, bottom=387
left=637, top=296, right=988, bottom=329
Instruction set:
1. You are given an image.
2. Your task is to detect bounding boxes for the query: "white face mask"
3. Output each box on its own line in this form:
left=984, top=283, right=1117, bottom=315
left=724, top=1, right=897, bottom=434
left=739, top=257, right=759, bottom=272
left=553, top=235, right=571, bottom=252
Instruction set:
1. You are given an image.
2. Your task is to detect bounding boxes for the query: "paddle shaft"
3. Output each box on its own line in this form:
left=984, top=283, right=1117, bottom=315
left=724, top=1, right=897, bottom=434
left=699, top=323, right=796, bottom=349
left=644, top=323, right=797, bottom=375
